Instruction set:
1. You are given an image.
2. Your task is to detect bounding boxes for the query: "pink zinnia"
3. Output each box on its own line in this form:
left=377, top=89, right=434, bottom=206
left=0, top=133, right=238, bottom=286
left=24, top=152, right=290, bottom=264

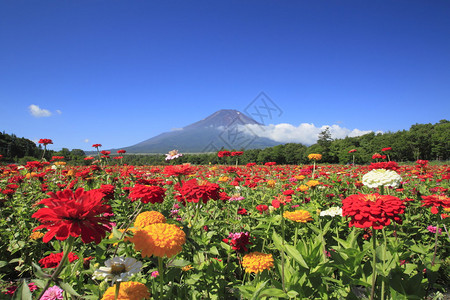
left=41, top=285, right=63, bottom=300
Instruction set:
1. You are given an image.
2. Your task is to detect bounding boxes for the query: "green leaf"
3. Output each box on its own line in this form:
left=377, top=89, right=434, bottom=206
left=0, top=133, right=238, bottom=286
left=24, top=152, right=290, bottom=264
left=12, top=279, right=32, bottom=300
left=260, top=288, right=289, bottom=298
left=60, top=282, right=81, bottom=296
left=409, top=244, right=427, bottom=255
left=0, top=261, right=7, bottom=268
left=32, top=262, right=50, bottom=279
left=285, top=244, right=309, bottom=269
left=167, top=259, right=191, bottom=267
left=272, top=230, right=285, bottom=251
left=209, top=246, right=219, bottom=256
left=250, top=280, right=269, bottom=300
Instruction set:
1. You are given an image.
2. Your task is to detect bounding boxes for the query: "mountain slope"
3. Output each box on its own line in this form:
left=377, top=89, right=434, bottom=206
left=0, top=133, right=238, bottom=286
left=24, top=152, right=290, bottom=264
left=117, top=109, right=280, bottom=153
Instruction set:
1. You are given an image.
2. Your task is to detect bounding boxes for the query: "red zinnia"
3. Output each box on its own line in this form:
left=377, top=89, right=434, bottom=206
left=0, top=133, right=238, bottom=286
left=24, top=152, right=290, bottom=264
left=32, top=188, right=113, bottom=244
left=218, top=150, right=231, bottom=157
left=174, top=179, right=221, bottom=204
left=256, top=204, right=269, bottom=214
left=421, top=194, right=450, bottom=214
left=163, top=164, right=197, bottom=177
left=231, top=151, right=244, bottom=156
left=348, top=149, right=357, bottom=153
left=382, top=147, right=392, bottom=152
left=38, top=139, right=53, bottom=145
left=92, top=144, right=102, bottom=148
left=128, top=184, right=166, bottom=204
left=342, top=193, right=405, bottom=230
left=117, top=149, right=126, bottom=154
left=39, top=251, right=79, bottom=268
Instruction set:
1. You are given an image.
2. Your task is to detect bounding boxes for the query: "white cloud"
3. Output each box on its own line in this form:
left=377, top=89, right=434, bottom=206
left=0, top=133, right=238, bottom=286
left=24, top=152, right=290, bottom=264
left=29, top=104, right=52, bottom=117
left=239, top=123, right=374, bottom=145
left=171, top=127, right=183, bottom=131
left=56, top=109, right=62, bottom=115
left=83, top=139, right=89, bottom=143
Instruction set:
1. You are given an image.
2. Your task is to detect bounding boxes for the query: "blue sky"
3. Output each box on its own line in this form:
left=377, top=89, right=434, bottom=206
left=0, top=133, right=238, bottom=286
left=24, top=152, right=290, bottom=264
left=1, top=0, right=449, bottom=151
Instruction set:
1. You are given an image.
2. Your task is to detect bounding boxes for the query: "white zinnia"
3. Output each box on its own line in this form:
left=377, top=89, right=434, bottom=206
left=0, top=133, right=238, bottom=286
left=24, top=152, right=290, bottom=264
left=362, top=169, right=402, bottom=189
left=93, top=256, right=142, bottom=284
left=319, top=207, right=342, bottom=217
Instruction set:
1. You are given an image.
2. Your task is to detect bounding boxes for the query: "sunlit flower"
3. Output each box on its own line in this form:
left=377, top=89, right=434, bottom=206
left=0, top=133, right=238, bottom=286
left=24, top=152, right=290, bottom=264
left=32, top=188, right=113, bottom=244
left=134, top=211, right=166, bottom=228
left=242, top=252, right=274, bottom=274
left=182, top=265, right=193, bottom=271
left=38, top=139, right=53, bottom=145
left=342, top=193, right=405, bottom=229
left=283, top=210, right=313, bottom=223
left=421, top=194, right=450, bottom=214
left=131, top=223, right=186, bottom=258
left=308, top=153, right=322, bottom=161
left=128, top=184, right=166, bottom=204
left=101, top=281, right=150, bottom=300
left=306, top=180, right=320, bottom=187
left=93, top=256, right=142, bottom=284
left=41, top=285, right=64, bottom=300
left=39, top=252, right=79, bottom=268
left=319, top=207, right=342, bottom=217
left=29, top=231, right=44, bottom=240
left=362, top=169, right=402, bottom=189
left=165, top=150, right=183, bottom=161
left=267, top=180, right=276, bottom=188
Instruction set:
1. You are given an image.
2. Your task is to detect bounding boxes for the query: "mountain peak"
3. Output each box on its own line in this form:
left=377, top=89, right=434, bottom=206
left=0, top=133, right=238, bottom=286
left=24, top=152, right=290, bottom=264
left=184, top=109, right=261, bottom=130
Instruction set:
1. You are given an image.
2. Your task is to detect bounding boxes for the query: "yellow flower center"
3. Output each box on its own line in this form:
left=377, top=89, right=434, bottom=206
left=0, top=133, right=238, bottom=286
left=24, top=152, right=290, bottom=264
left=110, top=263, right=126, bottom=275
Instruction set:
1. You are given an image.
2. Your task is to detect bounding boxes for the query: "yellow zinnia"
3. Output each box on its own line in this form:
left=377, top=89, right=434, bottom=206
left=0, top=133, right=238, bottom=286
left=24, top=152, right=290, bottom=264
left=242, top=252, right=274, bottom=274
left=101, top=281, right=150, bottom=300
left=306, top=180, right=320, bottom=187
left=134, top=211, right=166, bottom=229
left=131, top=223, right=186, bottom=258
left=308, top=153, right=322, bottom=161
left=298, top=184, right=309, bottom=192
left=29, top=231, right=44, bottom=240
left=267, top=180, right=276, bottom=188
left=283, top=210, right=313, bottom=223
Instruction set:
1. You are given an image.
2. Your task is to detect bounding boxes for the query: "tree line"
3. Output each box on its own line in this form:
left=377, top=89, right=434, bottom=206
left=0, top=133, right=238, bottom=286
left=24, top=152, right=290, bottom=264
left=1, top=119, right=448, bottom=165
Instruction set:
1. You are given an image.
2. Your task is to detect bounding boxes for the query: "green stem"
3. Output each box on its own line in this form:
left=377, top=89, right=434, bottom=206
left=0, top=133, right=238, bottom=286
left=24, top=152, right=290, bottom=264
left=37, top=236, right=75, bottom=300
left=431, top=223, right=440, bottom=266
left=158, top=256, right=164, bottom=298
left=115, top=282, right=120, bottom=300
left=280, top=205, right=286, bottom=292
left=370, top=230, right=378, bottom=300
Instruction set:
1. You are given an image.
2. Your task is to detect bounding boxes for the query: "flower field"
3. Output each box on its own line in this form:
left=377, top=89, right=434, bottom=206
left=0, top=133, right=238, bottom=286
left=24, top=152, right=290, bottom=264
left=0, top=154, right=449, bottom=299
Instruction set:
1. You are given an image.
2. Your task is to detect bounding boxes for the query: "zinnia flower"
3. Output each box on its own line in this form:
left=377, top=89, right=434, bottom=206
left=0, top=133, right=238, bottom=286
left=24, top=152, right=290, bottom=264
left=319, top=207, right=342, bottom=217
left=242, top=252, right=274, bottom=274
left=342, top=193, right=405, bottom=229
left=38, top=139, right=53, bottom=145
left=134, top=211, right=166, bottom=228
left=32, top=188, right=113, bottom=244
left=362, top=169, right=402, bottom=189
left=174, top=179, right=221, bottom=204
left=41, top=285, right=63, bottom=300
left=128, top=184, right=166, bottom=204
left=222, top=232, right=252, bottom=252
left=93, top=256, right=142, bottom=284
left=421, top=194, right=450, bottom=214
left=131, top=223, right=186, bottom=258
left=308, top=153, right=322, bottom=161
left=39, top=252, right=79, bottom=268
left=101, top=281, right=150, bottom=300
left=165, top=149, right=183, bottom=161
left=283, top=210, right=313, bottom=223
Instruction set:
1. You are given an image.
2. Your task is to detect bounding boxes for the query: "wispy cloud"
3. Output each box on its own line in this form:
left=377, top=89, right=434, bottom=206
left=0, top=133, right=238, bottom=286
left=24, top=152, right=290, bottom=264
left=83, top=139, right=89, bottom=143
left=239, top=123, right=375, bottom=145
left=29, top=104, right=52, bottom=117
left=56, top=109, right=62, bottom=115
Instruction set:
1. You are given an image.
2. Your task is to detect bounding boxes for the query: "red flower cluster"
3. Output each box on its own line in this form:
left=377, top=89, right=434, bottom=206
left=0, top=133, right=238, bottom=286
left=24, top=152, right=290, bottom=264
left=368, top=161, right=399, bottom=171
left=218, top=151, right=231, bottom=157
left=128, top=184, right=166, bottom=204
left=38, top=139, right=53, bottom=145
left=223, top=232, right=252, bottom=252
left=342, top=193, right=405, bottom=229
left=231, top=151, right=244, bottom=156
left=117, top=149, right=126, bottom=154
left=372, top=153, right=387, bottom=160
left=382, top=147, right=392, bottom=152
left=39, top=251, right=79, bottom=268
left=265, top=162, right=277, bottom=166
left=32, top=188, right=113, bottom=244
left=92, top=144, right=102, bottom=148
left=256, top=204, right=269, bottom=213
left=100, top=150, right=111, bottom=156
left=421, top=194, right=450, bottom=214
left=174, top=179, right=221, bottom=204
left=163, top=164, right=197, bottom=177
